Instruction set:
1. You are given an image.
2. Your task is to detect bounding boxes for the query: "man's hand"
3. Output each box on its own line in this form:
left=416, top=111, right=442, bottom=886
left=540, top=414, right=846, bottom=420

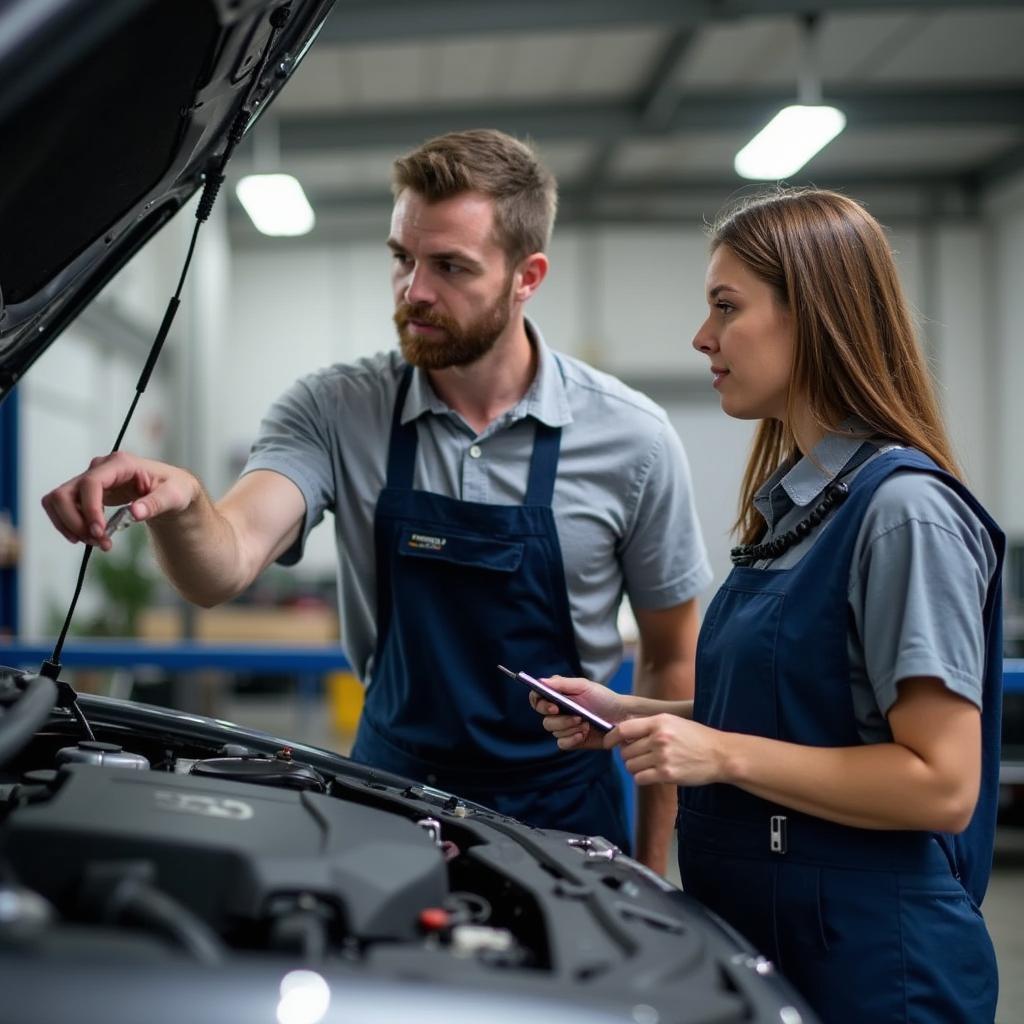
left=42, top=457, right=304, bottom=608
left=42, top=452, right=199, bottom=552
left=529, top=675, right=631, bottom=751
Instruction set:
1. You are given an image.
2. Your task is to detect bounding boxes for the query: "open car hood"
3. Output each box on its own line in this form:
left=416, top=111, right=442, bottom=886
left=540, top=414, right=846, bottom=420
left=0, top=0, right=333, bottom=400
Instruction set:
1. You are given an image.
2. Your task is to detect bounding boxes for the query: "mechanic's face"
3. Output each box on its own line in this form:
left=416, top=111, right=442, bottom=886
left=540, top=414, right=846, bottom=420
left=388, top=190, right=517, bottom=369
left=692, top=244, right=796, bottom=422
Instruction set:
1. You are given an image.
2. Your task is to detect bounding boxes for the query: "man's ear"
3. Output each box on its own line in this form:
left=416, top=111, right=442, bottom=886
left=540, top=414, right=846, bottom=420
left=513, top=252, right=549, bottom=302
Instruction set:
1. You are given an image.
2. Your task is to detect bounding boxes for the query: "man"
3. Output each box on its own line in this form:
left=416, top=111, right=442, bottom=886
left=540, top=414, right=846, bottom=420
left=42, top=130, right=711, bottom=872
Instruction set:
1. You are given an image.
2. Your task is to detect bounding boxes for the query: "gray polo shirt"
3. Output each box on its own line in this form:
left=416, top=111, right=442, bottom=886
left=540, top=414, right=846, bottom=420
left=751, top=425, right=998, bottom=743
left=243, top=321, right=712, bottom=686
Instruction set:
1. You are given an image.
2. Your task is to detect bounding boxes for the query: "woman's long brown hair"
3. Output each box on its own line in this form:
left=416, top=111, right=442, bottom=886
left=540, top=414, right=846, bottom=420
left=711, top=188, right=961, bottom=544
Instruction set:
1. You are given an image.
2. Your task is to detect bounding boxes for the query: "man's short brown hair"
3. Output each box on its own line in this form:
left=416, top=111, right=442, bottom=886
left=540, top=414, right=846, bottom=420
left=391, top=129, right=558, bottom=264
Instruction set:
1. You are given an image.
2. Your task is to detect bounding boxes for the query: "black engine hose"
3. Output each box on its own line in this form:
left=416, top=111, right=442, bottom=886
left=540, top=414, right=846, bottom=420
left=110, top=880, right=224, bottom=966
left=0, top=672, right=57, bottom=769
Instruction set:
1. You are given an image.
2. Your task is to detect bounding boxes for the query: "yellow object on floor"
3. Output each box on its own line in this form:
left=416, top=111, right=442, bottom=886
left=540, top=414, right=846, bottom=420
left=327, top=671, right=364, bottom=735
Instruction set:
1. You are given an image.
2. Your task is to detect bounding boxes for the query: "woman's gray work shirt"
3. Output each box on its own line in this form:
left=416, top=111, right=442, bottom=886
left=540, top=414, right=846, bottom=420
left=751, top=425, right=998, bottom=743
left=242, top=321, right=712, bottom=687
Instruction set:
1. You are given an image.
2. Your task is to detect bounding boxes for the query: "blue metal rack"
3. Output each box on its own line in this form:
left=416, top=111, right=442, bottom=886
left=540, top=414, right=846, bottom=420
left=0, top=641, right=1020, bottom=692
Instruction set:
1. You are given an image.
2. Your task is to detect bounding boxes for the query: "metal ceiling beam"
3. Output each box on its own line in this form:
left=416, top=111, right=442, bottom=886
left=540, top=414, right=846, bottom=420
left=591, top=172, right=973, bottom=197
left=638, top=29, right=700, bottom=129
left=284, top=171, right=971, bottom=210
left=577, top=28, right=699, bottom=205
left=230, top=204, right=982, bottom=248
left=227, top=171, right=977, bottom=244
left=974, top=140, right=1024, bottom=190
left=315, top=0, right=1024, bottom=45
left=275, top=88, right=1024, bottom=152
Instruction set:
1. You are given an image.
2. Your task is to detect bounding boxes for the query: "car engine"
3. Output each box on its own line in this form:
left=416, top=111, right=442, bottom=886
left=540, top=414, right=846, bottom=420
left=0, top=675, right=814, bottom=1024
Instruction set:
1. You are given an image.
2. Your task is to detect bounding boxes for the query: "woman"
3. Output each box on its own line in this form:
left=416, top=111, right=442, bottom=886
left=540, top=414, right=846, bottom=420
left=532, top=189, right=1004, bottom=1023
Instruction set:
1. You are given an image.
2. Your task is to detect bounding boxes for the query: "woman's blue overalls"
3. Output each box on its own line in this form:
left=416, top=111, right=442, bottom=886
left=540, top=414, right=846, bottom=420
left=351, top=366, right=629, bottom=850
left=679, top=449, right=1004, bottom=1023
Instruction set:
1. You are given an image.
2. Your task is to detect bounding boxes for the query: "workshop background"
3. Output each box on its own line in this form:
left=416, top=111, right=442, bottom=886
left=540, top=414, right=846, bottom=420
left=2, top=2, right=1023, bottom=1020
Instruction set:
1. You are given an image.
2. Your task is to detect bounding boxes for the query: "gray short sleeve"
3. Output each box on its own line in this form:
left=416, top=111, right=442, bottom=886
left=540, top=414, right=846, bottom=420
left=620, top=422, right=712, bottom=609
left=241, top=373, right=336, bottom=566
left=847, top=471, right=997, bottom=741
left=230, top=336, right=709, bottom=685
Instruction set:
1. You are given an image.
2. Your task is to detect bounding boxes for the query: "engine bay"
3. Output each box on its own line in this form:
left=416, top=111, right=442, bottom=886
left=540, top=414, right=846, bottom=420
left=0, top=676, right=810, bottom=1023
left=6, top=758, right=451, bottom=947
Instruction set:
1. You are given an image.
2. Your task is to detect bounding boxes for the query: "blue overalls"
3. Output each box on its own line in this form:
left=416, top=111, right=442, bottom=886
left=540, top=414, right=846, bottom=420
left=351, top=366, right=630, bottom=850
left=678, top=449, right=1004, bottom=1023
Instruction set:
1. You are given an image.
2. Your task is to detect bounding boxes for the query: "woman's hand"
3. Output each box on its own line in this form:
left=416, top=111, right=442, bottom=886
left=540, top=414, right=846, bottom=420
left=529, top=675, right=630, bottom=752
left=612, top=715, right=726, bottom=787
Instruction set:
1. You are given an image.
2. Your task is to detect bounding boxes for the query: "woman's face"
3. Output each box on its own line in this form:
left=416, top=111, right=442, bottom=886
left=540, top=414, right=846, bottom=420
left=692, top=244, right=796, bottom=423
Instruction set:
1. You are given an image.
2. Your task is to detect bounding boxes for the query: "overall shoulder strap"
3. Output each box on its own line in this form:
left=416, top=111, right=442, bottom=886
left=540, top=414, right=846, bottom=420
left=385, top=365, right=417, bottom=490
left=524, top=422, right=562, bottom=506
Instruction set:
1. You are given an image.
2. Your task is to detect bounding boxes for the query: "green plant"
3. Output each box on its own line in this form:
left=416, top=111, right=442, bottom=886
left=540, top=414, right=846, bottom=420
left=80, top=527, right=157, bottom=637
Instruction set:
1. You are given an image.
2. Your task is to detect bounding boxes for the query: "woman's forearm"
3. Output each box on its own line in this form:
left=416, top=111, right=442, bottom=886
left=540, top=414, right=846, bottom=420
left=622, top=694, right=693, bottom=719
left=616, top=680, right=980, bottom=833
left=719, top=731, right=976, bottom=833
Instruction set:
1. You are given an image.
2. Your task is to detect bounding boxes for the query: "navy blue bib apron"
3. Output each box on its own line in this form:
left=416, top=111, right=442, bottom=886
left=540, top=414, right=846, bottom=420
left=351, top=366, right=629, bottom=851
left=678, top=449, right=1004, bottom=1023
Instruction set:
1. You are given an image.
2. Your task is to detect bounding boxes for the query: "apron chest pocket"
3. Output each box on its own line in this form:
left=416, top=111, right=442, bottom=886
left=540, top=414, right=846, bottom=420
left=398, top=527, right=524, bottom=573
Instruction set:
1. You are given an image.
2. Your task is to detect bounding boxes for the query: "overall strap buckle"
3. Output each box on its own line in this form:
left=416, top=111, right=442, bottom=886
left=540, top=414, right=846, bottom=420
left=770, top=815, right=788, bottom=854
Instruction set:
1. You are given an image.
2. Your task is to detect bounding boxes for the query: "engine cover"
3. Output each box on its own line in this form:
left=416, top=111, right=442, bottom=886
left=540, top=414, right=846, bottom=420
left=3, top=764, right=447, bottom=940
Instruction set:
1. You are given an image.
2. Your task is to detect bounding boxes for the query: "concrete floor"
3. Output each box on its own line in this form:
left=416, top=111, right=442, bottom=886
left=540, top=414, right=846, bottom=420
left=221, top=693, right=1024, bottom=1023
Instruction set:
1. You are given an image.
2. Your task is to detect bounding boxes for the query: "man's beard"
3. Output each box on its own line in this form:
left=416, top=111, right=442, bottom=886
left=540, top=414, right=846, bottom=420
left=394, top=287, right=513, bottom=370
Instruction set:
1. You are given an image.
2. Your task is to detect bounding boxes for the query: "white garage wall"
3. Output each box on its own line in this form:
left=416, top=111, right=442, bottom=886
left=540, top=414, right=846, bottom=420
left=19, top=330, right=172, bottom=637
left=16, top=198, right=230, bottom=638
left=986, top=172, right=1024, bottom=538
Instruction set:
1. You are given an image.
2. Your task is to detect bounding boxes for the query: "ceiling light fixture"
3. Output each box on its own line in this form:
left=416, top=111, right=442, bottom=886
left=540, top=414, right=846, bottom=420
left=235, top=117, right=315, bottom=236
left=236, top=173, right=316, bottom=236
left=734, top=14, right=845, bottom=180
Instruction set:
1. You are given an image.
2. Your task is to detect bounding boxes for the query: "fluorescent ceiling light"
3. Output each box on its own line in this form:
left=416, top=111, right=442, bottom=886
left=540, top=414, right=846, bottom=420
left=734, top=105, right=846, bottom=180
left=236, top=174, right=315, bottom=236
